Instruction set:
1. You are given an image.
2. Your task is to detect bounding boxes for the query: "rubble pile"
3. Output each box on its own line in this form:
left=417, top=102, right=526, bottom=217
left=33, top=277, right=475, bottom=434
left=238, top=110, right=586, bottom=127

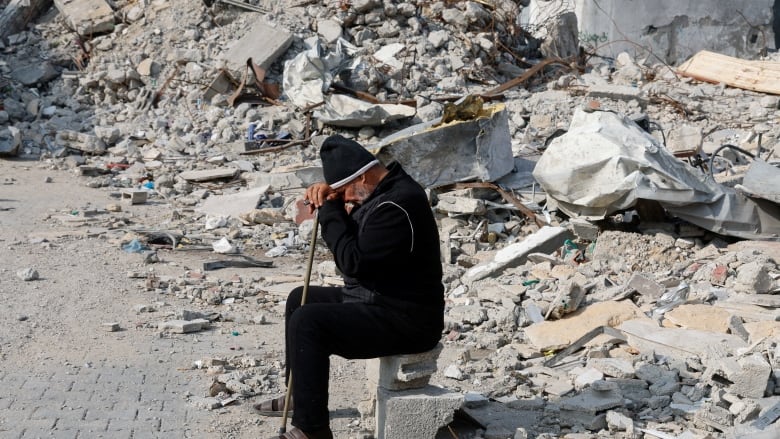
left=2, top=0, right=780, bottom=438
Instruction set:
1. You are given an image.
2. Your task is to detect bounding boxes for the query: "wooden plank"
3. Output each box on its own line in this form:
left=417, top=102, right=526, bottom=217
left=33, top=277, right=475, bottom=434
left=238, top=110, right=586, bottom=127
left=677, top=50, right=780, bottom=95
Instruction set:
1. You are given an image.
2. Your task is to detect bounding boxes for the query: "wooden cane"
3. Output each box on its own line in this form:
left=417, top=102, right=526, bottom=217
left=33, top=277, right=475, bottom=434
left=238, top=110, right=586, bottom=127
left=279, top=207, right=319, bottom=435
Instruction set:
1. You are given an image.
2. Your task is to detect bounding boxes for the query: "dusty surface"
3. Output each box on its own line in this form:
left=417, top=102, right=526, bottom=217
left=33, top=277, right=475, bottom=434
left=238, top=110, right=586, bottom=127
left=0, top=161, right=386, bottom=438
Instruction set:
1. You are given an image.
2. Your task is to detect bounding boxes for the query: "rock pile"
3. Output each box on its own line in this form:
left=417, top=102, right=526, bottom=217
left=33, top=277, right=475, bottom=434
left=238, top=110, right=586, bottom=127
left=2, top=0, right=780, bottom=438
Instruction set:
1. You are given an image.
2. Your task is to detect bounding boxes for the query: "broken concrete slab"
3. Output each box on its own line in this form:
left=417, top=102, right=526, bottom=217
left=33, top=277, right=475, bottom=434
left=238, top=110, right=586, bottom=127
left=524, top=300, right=646, bottom=352
left=55, top=130, right=106, bottom=154
left=465, top=226, right=573, bottom=283
left=196, top=185, right=269, bottom=219
left=244, top=166, right=324, bottom=191
left=158, top=319, right=210, bottom=334
left=370, top=102, right=513, bottom=188
left=664, top=304, right=732, bottom=333
left=179, top=168, right=239, bottom=182
left=587, top=84, right=645, bottom=104
left=11, top=62, right=59, bottom=86
left=589, top=358, right=636, bottom=379
left=222, top=20, right=293, bottom=71
left=619, top=319, right=749, bottom=369
left=53, top=0, right=114, bottom=36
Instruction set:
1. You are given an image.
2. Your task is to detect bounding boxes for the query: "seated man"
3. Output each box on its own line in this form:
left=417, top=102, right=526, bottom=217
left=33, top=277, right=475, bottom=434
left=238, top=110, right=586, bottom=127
left=256, top=135, right=445, bottom=439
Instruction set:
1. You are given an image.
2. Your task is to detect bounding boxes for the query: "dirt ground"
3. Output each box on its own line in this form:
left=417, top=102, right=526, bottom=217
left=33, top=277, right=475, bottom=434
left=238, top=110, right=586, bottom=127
left=1, top=159, right=469, bottom=438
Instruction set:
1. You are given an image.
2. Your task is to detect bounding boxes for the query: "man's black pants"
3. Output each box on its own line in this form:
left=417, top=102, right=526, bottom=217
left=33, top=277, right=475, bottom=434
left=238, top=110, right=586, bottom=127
left=284, top=285, right=443, bottom=432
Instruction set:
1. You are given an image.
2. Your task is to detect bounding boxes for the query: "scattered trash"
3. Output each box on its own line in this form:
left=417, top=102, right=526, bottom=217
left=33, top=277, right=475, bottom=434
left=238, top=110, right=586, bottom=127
left=122, top=239, right=149, bottom=253
left=212, top=237, right=238, bottom=254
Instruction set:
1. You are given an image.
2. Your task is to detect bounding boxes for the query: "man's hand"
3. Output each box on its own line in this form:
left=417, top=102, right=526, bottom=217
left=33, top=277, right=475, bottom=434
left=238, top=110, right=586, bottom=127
left=304, top=182, right=340, bottom=212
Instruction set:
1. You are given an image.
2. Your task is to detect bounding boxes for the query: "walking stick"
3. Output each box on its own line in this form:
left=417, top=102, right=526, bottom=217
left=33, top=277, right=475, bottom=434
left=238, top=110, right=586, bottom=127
left=279, top=207, right=319, bottom=435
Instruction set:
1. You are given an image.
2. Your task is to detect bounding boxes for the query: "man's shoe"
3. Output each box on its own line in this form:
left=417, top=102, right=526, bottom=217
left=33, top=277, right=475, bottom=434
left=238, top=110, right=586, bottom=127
left=253, top=395, right=293, bottom=417
left=270, top=426, right=333, bottom=439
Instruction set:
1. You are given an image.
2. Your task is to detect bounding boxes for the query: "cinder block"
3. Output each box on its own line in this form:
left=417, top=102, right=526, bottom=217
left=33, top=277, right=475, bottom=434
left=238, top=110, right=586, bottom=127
left=377, top=386, right=463, bottom=439
left=707, top=353, right=772, bottom=399
left=366, top=343, right=443, bottom=391
left=121, top=189, right=148, bottom=205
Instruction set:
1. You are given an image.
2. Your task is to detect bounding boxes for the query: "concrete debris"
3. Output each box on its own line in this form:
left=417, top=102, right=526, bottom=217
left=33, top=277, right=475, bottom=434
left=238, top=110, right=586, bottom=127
left=3, top=0, right=780, bottom=436
left=53, top=0, right=114, bottom=36
left=17, top=267, right=39, bottom=281
left=370, top=102, right=514, bottom=188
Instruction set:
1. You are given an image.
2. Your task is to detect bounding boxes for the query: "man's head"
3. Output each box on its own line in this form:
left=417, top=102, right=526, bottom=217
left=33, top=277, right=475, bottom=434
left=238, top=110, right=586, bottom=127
left=320, top=135, right=387, bottom=205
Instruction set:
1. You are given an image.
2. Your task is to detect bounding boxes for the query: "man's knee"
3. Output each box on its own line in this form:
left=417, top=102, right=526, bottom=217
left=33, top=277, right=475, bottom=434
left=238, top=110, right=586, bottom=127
left=286, top=286, right=305, bottom=315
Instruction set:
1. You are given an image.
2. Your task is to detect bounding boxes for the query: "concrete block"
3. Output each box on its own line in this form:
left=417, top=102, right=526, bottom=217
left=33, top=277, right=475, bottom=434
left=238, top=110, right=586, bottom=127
left=377, top=385, right=463, bottom=439
left=436, top=194, right=487, bottom=215
left=158, top=319, right=210, bottom=334
left=589, top=358, right=635, bottom=379
left=465, top=226, right=573, bottom=283
left=694, top=402, right=733, bottom=431
left=121, top=189, right=148, bottom=205
left=102, top=322, right=120, bottom=332
left=53, top=0, right=114, bottom=36
left=569, top=217, right=599, bottom=241
left=707, top=353, right=772, bottom=398
left=222, top=20, right=293, bottom=71
left=367, top=344, right=442, bottom=391
left=626, top=272, right=664, bottom=299
left=734, top=261, right=774, bottom=294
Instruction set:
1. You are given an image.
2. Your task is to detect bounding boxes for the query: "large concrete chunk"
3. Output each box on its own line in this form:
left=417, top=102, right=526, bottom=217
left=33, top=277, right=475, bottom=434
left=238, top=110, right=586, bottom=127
left=179, top=168, right=239, bottom=182
left=222, top=20, right=293, bottom=71
left=378, top=386, right=463, bottom=439
left=56, top=130, right=106, bottom=154
left=705, top=353, right=772, bottom=399
left=0, top=126, right=21, bottom=156
left=664, top=304, right=732, bottom=333
left=196, top=186, right=269, bottom=219
left=619, top=319, right=749, bottom=369
left=566, top=0, right=774, bottom=64
left=53, top=0, right=114, bottom=36
left=524, top=300, right=646, bottom=352
left=370, top=103, right=513, bottom=188
left=465, top=226, right=573, bottom=283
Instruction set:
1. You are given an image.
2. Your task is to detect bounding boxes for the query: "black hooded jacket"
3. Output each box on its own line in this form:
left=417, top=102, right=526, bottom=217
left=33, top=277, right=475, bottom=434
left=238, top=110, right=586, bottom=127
left=317, top=162, right=444, bottom=307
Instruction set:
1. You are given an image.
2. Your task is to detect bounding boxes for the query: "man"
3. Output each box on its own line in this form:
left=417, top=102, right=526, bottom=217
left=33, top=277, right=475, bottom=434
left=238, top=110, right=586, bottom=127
left=255, top=134, right=445, bottom=439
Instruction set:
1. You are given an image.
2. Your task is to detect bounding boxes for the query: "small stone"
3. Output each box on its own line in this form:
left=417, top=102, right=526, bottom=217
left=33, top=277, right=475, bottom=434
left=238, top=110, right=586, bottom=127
left=102, top=322, right=120, bottom=332
left=44, top=176, right=52, bottom=183
left=444, top=364, right=465, bottom=380
left=17, top=315, right=28, bottom=322
left=17, top=268, right=39, bottom=281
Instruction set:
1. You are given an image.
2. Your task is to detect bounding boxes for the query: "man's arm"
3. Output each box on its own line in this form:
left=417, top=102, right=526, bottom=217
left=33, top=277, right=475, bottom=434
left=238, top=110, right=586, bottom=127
left=318, top=200, right=413, bottom=278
